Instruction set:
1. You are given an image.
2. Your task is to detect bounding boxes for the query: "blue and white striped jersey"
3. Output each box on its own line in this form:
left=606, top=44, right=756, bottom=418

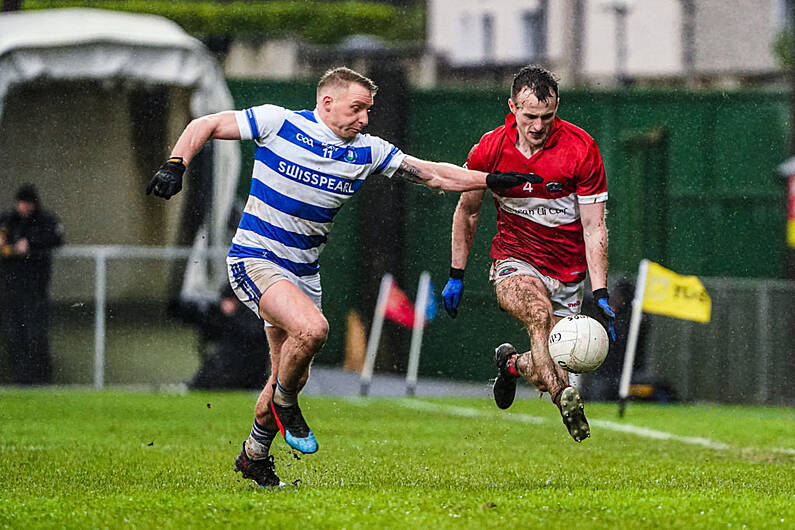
left=230, top=104, right=406, bottom=277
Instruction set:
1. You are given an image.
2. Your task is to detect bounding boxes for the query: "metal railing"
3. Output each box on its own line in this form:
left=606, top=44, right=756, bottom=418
left=643, top=276, right=795, bottom=405
left=54, top=245, right=228, bottom=389
left=32, top=246, right=795, bottom=404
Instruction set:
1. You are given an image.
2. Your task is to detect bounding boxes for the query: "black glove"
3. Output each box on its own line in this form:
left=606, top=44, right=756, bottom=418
left=486, top=171, right=543, bottom=190
left=146, top=157, right=186, bottom=200
left=592, top=288, right=616, bottom=342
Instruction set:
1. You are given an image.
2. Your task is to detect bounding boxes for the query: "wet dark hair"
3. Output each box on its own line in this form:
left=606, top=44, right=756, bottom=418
left=511, top=65, right=559, bottom=103
left=15, top=183, right=39, bottom=204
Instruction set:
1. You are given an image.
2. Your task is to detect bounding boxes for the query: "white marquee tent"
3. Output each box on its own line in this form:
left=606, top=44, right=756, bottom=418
left=0, top=8, right=240, bottom=296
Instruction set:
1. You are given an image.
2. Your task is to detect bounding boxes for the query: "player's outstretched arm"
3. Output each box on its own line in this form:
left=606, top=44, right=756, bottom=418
left=442, top=190, right=485, bottom=317
left=146, top=111, right=241, bottom=200
left=395, top=156, right=542, bottom=192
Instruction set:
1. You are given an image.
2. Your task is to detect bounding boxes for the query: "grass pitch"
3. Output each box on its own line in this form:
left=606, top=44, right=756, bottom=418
left=1, top=389, right=793, bottom=529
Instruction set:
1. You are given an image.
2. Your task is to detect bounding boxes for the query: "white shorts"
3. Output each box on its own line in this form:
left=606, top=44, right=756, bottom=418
left=227, top=257, right=322, bottom=327
left=489, top=258, right=584, bottom=317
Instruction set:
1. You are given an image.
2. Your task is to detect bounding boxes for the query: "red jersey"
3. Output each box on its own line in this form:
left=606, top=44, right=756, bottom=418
left=466, top=113, right=608, bottom=283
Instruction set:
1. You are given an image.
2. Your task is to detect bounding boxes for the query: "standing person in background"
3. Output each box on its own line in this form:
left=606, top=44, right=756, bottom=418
left=441, top=65, right=615, bottom=443
left=0, top=184, right=64, bottom=385
left=146, top=66, right=541, bottom=487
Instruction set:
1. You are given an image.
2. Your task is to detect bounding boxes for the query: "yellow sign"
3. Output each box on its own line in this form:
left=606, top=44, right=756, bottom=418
left=642, top=261, right=711, bottom=323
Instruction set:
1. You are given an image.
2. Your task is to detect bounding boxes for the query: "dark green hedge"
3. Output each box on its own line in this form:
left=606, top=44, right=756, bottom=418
left=23, top=1, right=424, bottom=44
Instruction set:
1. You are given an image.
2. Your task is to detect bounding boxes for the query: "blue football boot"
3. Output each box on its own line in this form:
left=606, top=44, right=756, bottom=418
left=270, top=400, right=318, bottom=454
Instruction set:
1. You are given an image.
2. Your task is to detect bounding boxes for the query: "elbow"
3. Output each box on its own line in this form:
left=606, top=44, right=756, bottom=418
left=439, top=179, right=475, bottom=193
left=419, top=168, right=444, bottom=190
left=583, top=224, right=608, bottom=244
left=427, top=178, right=445, bottom=190
left=189, top=115, right=220, bottom=139
left=582, top=217, right=605, bottom=233
left=186, top=117, right=205, bottom=132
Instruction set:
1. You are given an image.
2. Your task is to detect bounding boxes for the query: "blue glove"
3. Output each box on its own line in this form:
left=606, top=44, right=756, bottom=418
left=441, top=268, right=465, bottom=318
left=593, top=288, right=616, bottom=342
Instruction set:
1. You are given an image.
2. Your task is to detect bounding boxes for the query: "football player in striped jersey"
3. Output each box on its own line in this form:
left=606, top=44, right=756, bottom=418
left=147, top=67, right=542, bottom=487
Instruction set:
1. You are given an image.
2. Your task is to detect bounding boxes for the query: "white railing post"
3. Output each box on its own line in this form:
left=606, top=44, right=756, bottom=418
left=93, top=249, right=107, bottom=390
left=757, top=283, right=770, bottom=403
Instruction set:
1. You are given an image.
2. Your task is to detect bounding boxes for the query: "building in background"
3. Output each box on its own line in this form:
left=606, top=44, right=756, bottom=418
left=4, top=1, right=789, bottom=88
left=423, top=0, right=788, bottom=87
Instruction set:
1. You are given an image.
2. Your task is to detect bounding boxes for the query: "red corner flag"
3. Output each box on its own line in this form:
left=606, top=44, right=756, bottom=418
left=384, top=282, right=416, bottom=328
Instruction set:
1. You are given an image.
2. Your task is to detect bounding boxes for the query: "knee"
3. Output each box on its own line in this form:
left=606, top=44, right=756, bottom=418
left=296, top=317, right=329, bottom=353
left=527, top=303, right=552, bottom=331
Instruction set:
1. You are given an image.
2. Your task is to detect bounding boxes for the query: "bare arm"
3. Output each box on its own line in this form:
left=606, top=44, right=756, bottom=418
left=580, top=201, right=608, bottom=291
left=451, top=190, right=486, bottom=269
left=171, top=111, right=241, bottom=164
left=393, top=156, right=490, bottom=192
left=146, top=111, right=241, bottom=199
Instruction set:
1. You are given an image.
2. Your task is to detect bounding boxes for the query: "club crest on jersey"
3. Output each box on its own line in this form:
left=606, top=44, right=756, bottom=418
left=498, top=267, right=518, bottom=277
left=545, top=181, right=564, bottom=193
left=345, top=149, right=356, bottom=162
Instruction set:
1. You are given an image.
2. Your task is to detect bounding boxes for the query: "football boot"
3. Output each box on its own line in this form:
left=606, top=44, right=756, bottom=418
left=270, top=400, right=318, bottom=454
left=493, top=343, right=520, bottom=410
left=234, top=442, right=284, bottom=488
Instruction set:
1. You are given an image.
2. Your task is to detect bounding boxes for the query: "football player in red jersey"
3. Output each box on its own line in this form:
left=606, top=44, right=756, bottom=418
left=441, top=65, right=616, bottom=442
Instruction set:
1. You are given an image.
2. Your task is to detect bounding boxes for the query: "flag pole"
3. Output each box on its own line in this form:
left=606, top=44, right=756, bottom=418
left=406, top=271, right=431, bottom=396
left=360, top=273, right=393, bottom=396
left=618, top=259, right=649, bottom=417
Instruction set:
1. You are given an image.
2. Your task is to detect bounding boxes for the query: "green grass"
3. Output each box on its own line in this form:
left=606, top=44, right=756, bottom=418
left=1, top=390, right=793, bottom=529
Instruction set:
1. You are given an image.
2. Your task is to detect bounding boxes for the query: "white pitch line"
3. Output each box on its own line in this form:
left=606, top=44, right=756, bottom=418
left=589, top=419, right=729, bottom=450
left=397, top=398, right=545, bottom=423
left=383, top=399, right=793, bottom=455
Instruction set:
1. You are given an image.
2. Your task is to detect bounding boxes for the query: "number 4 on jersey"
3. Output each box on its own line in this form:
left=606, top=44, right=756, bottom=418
left=523, top=182, right=533, bottom=192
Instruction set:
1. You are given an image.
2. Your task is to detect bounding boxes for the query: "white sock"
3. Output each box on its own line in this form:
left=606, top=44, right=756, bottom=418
left=245, top=436, right=270, bottom=460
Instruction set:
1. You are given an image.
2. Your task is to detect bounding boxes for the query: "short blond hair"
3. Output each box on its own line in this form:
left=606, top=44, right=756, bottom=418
left=317, top=67, right=378, bottom=97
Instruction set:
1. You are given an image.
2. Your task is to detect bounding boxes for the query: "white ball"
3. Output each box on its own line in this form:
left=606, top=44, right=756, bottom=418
left=548, top=315, right=609, bottom=373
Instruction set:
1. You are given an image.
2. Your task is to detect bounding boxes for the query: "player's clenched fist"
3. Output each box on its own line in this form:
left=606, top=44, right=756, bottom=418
left=441, top=267, right=465, bottom=318
left=146, top=157, right=186, bottom=200
left=592, top=288, right=616, bottom=342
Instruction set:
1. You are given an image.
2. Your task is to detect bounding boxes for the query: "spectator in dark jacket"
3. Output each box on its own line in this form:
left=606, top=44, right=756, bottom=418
left=0, top=184, right=64, bottom=384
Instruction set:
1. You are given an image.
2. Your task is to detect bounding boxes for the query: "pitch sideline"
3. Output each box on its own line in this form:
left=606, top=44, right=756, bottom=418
left=348, top=398, right=794, bottom=455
